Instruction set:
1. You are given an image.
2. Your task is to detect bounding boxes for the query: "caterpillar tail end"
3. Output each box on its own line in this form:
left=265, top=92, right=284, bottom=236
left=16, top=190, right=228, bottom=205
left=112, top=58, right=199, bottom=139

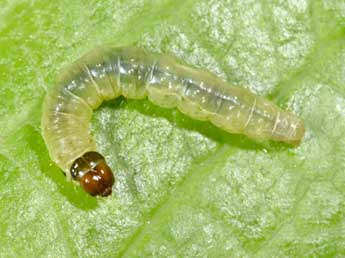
left=70, top=151, right=115, bottom=197
left=287, top=122, right=305, bottom=147
left=281, top=116, right=305, bottom=147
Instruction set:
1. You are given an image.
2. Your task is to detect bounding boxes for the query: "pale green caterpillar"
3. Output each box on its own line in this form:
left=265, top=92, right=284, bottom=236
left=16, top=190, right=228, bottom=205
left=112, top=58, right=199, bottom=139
left=41, top=47, right=304, bottom=196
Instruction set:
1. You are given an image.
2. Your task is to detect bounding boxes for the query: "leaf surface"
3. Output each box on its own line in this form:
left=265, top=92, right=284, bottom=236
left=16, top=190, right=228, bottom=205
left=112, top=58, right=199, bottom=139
left=1, top=0, right=345, bottom=257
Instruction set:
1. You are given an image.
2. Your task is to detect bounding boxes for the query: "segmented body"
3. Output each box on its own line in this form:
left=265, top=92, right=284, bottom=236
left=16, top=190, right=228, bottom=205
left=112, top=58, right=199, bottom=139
left=41, top=47, right=304, bottom=195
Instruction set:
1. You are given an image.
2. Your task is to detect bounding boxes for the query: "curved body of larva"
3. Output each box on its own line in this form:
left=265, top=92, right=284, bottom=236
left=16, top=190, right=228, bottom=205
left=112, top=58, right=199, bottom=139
left=41, top=46, right=304, bottom=196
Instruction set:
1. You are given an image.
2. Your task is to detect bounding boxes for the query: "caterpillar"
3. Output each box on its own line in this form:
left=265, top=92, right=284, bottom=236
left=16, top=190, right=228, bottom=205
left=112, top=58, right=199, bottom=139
left=41, top=47, right=305, bottom=197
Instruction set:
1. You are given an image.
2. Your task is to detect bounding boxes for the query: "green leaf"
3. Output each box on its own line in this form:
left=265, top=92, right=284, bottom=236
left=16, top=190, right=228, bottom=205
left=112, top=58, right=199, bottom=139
left=1, top=1, right=345, bottom=257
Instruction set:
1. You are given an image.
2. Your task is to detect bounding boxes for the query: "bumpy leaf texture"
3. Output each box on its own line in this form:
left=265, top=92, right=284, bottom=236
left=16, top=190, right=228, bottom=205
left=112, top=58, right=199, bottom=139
left=1, top=0, right=345, bottom=257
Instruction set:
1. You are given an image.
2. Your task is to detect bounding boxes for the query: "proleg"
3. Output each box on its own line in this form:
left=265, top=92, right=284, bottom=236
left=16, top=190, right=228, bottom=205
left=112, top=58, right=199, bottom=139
left=41, top=46, right=305, bottom=196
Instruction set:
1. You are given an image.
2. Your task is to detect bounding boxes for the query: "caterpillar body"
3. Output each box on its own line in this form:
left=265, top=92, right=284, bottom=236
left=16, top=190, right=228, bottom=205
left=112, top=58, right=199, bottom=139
left=42, top=47, right=304, bottom=196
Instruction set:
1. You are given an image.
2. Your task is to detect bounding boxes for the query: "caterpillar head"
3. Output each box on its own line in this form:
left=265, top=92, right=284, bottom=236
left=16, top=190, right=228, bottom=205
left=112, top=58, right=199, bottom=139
left=70, top=151, right=115, bottom=196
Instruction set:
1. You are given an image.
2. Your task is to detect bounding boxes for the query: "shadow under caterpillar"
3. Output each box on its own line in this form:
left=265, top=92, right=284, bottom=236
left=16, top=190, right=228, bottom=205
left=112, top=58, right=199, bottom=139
left=41, top=47, right=304, bottom=197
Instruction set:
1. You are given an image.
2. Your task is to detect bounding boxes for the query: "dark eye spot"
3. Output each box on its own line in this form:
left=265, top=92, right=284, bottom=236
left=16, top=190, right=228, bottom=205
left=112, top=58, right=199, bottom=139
left=70, top=156, right=89, bottom=179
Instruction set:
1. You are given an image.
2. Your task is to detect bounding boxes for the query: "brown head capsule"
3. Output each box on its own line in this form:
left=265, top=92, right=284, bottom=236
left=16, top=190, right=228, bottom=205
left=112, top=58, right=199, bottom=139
left=70, top=151, right=115, bottom=196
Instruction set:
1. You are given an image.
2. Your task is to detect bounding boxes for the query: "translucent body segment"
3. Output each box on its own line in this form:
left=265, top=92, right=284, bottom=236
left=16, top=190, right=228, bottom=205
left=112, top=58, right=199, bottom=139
left=176, top=79, right=209, bottom=120
left=118, top=59, right=147, bottom=99
left=243, top=96, right=279, bottom=139
left=168, top=65, right=246, bottom=128
left=146, top=56, right=183, bottom=109
left=57, top=62, right=103, bottom=109
left=78, top=48, right=117, bottom=101
left=43, top=86, right=93, bottom=121
left=50, top=135, right=94, bottom=174
left=96, top=49, right=122, bottom=98
left=114, top=48, right=151, bottom=99
left=42, top=111, right=95, bottom=173
left=209, top=86, right=257, bottom=133
left=167, top=64, right=234, bottom=121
